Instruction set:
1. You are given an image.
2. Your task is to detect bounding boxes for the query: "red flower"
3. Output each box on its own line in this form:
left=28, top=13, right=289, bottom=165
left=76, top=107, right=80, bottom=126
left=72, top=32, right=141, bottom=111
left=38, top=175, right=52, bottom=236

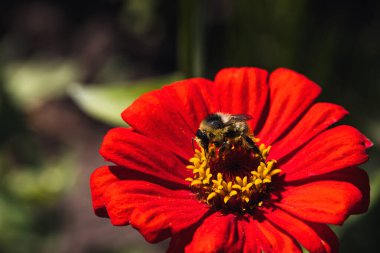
left=90, top=67, right=371, bottom=253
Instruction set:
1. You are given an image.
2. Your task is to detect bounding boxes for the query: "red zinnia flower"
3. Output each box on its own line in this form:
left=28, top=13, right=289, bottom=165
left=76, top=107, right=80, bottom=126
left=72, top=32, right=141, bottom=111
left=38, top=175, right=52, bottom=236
left=90, top=67, right=371, bottom=253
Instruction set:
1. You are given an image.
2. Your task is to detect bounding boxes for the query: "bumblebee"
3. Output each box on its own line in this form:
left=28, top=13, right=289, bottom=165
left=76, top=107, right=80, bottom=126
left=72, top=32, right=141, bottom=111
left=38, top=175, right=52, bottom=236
left=194, top=113, right=262, bottom=159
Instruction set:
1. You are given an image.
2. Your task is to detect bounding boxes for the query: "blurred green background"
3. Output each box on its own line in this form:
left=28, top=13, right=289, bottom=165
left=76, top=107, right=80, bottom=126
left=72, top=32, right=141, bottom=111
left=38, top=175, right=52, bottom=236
left=0, top=0, right=379, bottom=252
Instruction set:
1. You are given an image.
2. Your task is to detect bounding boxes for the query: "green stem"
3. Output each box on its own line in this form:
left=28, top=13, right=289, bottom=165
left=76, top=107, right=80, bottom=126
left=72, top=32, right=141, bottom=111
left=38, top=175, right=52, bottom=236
left=178, top=0, right=205, bottom=77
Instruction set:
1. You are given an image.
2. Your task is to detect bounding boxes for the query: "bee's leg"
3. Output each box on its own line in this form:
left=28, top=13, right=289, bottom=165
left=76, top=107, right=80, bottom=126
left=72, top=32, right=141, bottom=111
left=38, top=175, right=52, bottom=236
left=242, top=134, right=255, bottom=149
left=243, top=135, right=265, bottom=162
left=219, top=142, right=226, bottom=154
left=218, top=141, right=231, bottom=157
left=207, top=148, right=213, bottom=159
left=191, top=137, right=195, bottom=151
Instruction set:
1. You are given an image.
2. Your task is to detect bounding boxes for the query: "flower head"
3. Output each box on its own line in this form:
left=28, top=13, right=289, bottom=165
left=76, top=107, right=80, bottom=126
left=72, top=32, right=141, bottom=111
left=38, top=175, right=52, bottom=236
left=90, top=67, right=371, bottom=253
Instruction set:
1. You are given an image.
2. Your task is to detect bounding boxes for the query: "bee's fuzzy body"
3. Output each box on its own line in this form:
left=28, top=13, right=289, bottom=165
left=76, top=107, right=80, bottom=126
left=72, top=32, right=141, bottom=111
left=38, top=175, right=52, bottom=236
left=195, top=113, right=257, bottom=156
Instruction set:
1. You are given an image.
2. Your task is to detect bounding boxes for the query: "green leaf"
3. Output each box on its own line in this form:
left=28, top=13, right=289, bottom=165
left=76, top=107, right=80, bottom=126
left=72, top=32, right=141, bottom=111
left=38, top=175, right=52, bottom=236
left=2, top=59, right=80, bottom=110
left=68, top=73, right=183, bottom=126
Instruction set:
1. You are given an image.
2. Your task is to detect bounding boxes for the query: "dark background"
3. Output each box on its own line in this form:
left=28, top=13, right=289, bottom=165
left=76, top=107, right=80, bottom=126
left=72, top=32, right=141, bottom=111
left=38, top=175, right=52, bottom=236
left=0, top=0, right=379, bottom=252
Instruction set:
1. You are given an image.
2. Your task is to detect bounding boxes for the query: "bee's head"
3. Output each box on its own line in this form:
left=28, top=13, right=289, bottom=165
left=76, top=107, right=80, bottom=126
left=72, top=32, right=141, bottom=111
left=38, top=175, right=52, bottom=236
left=196, top=113, right=226, bottom=150
left=203, top=114, right=224, bottom=129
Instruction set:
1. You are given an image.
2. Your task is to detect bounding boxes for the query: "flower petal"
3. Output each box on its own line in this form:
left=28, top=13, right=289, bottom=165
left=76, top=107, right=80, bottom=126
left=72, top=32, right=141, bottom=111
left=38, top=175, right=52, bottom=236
left=270, top=102, right=348, bottom=160
left=258, top=68, right=321, bottom=144
left=100, top=127, right=189, bottom=187
left=275, top=180, right=365, bottom=225
left=363, top=135, right=374, bottom=149
left=264, top=208, right=333, bottom=253
left=308, top=223, right=339, bottom=253
left=103, top=180, right=210, bottom=243
left=90, top=166, right=119, bottom=217
left=214, top=67, right=269, bottom=130
left=185, top=213, right=244, bottom=253
left=240, top=219, right=261, bottom=253
left=122, top=86, right=197, bottom=159
left=284, top=167, right=370, bottom=215
left=90, top=163, right=195, bottom=218
left=253, top=218, right=302, bottom=253
left=168, top=228, right=197, bottom=253
left=162, top=78, right=218, bottom=131
left=279, top=125, right=368, bottom=181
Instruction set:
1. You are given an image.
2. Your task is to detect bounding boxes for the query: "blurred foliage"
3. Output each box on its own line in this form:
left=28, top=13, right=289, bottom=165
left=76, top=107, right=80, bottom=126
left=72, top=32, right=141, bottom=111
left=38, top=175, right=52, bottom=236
left=3, top=59, right=80, bottom=110
left=68, top=73, right=183, bottom=126
left=0, top=142, right=75, bottom=252
left=0, top=0, right=379, bottom=253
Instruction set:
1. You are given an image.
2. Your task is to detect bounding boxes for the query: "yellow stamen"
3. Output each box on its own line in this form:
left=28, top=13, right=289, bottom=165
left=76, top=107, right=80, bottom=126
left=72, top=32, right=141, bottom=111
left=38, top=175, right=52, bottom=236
left=187, top=138, right=281, bottom=213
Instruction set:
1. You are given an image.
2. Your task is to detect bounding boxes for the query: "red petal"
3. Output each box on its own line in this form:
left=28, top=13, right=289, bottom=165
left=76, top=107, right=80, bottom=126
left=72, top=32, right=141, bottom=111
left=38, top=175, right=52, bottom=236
left=279, top=125, right=368, bottom=181
left=100, top=127, right=189, bottom=187
left=362, top=134, right=374, bottom=149
left=258, top=68, right=321, bottom=144
left=168, top=228, right=196, bottom=253
left=270, top=102, right=348, bottom=160
left=214, top=67, right=269, bottom=130
left=276, top=180, right=365, bottom=225
left=90, top=166, right=118, bottom=217
left=254, top=219, right=302, bottom=253
left=240, top=219, right=261, bottom=253
left=285, top=167, right=370, bottom=215
left=308, top=223, right=339, bottom=253
left=162, top=78, right=218, bottom=131
left=122, top=85, right=197, bottom=159
left=90, top=163, right=194, bottom=218
left=185, top=213, right=244, bottom=253
left=264, top=208, right=333, bottom=253
left=103, top=181, right=210, bottom=243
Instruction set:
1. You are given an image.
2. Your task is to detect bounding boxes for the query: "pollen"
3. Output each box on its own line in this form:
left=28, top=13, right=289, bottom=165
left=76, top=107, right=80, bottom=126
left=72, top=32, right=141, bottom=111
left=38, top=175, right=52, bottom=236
left=186, top=139, right=281, bottom=213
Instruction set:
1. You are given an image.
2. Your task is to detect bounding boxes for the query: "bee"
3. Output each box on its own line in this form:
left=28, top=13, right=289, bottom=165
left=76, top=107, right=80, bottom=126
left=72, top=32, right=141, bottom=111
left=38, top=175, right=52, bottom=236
left=194, top=113, right=263, bottom=159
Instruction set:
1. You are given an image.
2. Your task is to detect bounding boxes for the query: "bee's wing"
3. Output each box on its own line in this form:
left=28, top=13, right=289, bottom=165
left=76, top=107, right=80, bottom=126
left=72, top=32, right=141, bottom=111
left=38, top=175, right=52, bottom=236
left=225, top=114, right=252, bottom=125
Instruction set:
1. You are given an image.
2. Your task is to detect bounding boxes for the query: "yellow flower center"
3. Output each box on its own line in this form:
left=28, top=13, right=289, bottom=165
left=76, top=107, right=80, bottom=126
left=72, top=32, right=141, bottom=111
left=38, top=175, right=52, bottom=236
left=186, top=138, right=281, bottom=213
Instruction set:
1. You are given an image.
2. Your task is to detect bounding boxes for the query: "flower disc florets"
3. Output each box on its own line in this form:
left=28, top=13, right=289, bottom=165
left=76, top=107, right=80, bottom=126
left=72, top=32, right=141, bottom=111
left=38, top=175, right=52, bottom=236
left=186, top=137, right=281, bottom=214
